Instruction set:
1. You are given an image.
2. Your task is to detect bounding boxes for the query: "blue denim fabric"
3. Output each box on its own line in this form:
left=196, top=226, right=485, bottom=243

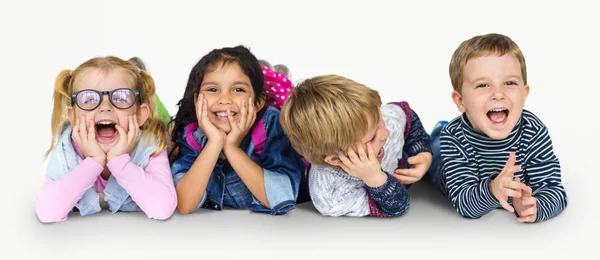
left=427, top=120, right=449, bottom=197
left=171, top=106, right=305, bottom=215
left=46, top=122, right=159, bottom=216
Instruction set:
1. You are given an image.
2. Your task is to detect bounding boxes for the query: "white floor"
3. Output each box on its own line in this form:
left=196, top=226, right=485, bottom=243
left=8, top=166, right=595, bottom=260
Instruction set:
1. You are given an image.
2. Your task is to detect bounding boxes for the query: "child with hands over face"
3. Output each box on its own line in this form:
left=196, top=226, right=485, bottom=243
left=34, top=56, right=177, bottom=223
left=169, top=46, right=305, bottom=215
left=279, top=75, right=433, bottom=217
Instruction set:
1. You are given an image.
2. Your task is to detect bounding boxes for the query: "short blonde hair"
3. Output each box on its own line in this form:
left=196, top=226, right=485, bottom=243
left=279, top=75, right=382, bottom=167
left=449, top=33, right=527, bottom=92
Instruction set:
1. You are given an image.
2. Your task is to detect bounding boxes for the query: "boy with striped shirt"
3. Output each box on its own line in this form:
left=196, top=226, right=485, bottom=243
left=428, top=33, right=567, bottom=223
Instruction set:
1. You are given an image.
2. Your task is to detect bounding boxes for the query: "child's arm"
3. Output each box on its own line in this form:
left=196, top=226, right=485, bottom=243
left=171, top=136, right=219, bottom=214
left=394, top=108, right=433, bottom=184
left=403, top=108, right=433, bottom=157
left=239, top=110, right=305, bottom=215
left=34, top=158, right=103, bottom=223
left=365, top=172, right=410, bottom=217
left=308, top=165, right=371, bottom=216
left=107, top=148, right=177, bottom=220
left=521, top=126, right=567, bottom=223
left=441, top=128, right=501, bottom=218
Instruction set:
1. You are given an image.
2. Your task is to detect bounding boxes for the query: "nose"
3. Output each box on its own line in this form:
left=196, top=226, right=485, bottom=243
left=98, top=93, right=113, bottom=112
left=490, top=84, right=506, bottom=101
left=217, top=91, right=233, bottom=105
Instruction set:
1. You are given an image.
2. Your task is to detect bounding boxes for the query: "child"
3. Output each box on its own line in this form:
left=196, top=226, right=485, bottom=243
left=279, top=75, right=433, bottom=217
left=128, top=57, right=172, bottom=125
left=428, top=33, right=568, bottom=223
left=169, top=45, right=306, bottom=215
left=34, top=56, right=177, bottom=223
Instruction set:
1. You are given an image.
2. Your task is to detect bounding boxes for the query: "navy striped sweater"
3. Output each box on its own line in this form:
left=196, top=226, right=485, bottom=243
left=440, top=109, right=567, bottom=222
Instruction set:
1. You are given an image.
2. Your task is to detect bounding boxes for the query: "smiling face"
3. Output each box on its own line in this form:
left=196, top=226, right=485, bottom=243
left=452, top=54, right=530, bottom=139
left=199, top=62, right=263, bottom=133
left=67, top=68, right=149, bottom=153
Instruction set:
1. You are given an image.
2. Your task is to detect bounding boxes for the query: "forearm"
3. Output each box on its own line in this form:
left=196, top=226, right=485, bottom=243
left=107, top=150, right=177, bottom=220
left=449, top=178, right=500, bottom=218
left=225, top=147, right=269, bottom=208
left=532, top=186, right=568, bottom=222
left=34, top=158, right=102, bottom=223
left=404, top=110, right=432, bottom=157
left=365, top=173, right=410, bottom=216
left=175, top=142, right=221, bottom=214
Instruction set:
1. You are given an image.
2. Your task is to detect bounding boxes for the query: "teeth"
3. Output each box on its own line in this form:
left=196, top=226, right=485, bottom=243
left=215, top=112, right=237, bottom=117
left=489, top=108, right=506, bottom=112
left=96, top=121, right=114, bottom=125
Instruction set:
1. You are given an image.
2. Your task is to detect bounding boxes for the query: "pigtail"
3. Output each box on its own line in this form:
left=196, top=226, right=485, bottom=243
left=138, top=70, right=168, bottom=156
left=44, top=69, right=73, bottom=159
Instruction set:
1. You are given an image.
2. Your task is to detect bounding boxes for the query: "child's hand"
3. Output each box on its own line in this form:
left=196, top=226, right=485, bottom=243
left=72, top=114, right=105, bottom=166
left=337, top=143, right=387, bottom=187
left=393, top=152, right=432, bottom=185
left=195, top=93, right=226, bottom=147
left=513, top=178, right=537, bottom=223
left=490, top=152, right=525, bottom=213
left=107, top=115, right=141, bottom=161
left=224, top=97, right=256, bottom=152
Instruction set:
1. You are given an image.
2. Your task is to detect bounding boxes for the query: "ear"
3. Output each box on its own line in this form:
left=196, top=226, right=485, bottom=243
left=524, top=84, right=530, bottom=99
left=136, top=104, right=150, bottom=127
left=451, top=90, right=466, bottom=113
left=324, top=154, right=343, bottom=167
left=67, top=106, right=75, bottom=126
left=256, top=93, right=267, bottom=111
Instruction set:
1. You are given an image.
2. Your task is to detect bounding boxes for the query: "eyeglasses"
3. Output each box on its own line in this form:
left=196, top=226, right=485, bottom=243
left=71, top=88, right=140, bottom=111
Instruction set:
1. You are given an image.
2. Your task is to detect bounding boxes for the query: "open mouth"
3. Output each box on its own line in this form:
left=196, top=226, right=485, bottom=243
left=214, top=111, right=238, bottom=120
left=487, top=108, right=509, bottom=125
left=95, top=121, right=117, bottom=143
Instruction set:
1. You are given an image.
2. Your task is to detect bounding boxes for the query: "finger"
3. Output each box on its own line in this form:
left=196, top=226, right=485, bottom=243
left=407, top=154, right=423, bottom=165
left=519, top=206, right=536, bottom=218
left=239, top=99, right=247, bottom=128
left=128, top=115, right=136, bottom=144
left=202, top=96, right=210, bottom=121
left=394, top=168, right=420, bottom=178
left=87, top=119, right=96, bottom=142
left=346, top=146, right=361, bottom=164
left=79, top=115, right=87, bottom=141
left=521, top=196, right=537, bottom=207
left=114, top=124, right=127, bottom=148
left=517, top=215, right=535, bottom=223
left=523, top=185, right=533, bottom=197
left=133, top=114, right=141, bottom=142
left=226, top=108, right=239, bottom=132
left=392, top=174, right=419, bottom=185
left=504, top=179, right=525, bottom=191
left=72, top=122, right=81, bottom=144
left=366, top=143, right=376, bottom=161
left=503, top=187, right=522, bottom=198
left=337, top=152, right=353, bottom=172
left=500, top=152, right=516, bottom=176
left=247, top=97, right=256, bottom=128
left=356, top=142, right=368, bottom=161
left=499, top=197, right=514, bottom=213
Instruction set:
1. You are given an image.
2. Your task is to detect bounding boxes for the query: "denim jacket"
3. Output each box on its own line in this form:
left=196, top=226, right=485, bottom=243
left=171, top=106, right=305, bottom=215
left=46, top=121, right=159, bottom=216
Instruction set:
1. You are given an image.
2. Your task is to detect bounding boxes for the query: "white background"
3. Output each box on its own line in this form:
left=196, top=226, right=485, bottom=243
left=1, top=0, right=598, bottom=259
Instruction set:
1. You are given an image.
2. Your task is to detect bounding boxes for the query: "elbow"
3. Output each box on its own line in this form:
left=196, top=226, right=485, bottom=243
left=455, top=204, right=483, bottom=219
left=34, top=201, right=66, bottom=224
left=176, top=202, right=197, bottom=215
left=146, top=198, right=177, bottom=220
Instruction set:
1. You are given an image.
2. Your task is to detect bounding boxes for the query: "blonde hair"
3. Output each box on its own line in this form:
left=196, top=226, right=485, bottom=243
left=449, top=33, right=527, bottom=92
left=279, top=75, right=382, bottom=167
left=44, top=56, right=167, bottom=159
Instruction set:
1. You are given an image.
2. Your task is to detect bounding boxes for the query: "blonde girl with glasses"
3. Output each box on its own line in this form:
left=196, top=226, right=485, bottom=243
left=34, top=56, right=177, bottom=223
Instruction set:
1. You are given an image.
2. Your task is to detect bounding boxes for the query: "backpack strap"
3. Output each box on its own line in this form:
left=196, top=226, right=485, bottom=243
left=184, top=122, right=202, bottom=152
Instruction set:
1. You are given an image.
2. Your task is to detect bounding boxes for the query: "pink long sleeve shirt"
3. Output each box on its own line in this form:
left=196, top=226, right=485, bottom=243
left=34, top=142, right=177, bottom=223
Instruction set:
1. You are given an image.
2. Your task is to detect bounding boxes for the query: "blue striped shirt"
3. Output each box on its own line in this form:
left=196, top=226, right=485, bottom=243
left=440, top=109, right=567, bottom=222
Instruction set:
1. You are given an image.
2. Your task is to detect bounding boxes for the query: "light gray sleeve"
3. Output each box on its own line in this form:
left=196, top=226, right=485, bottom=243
left=380, top=104, right=407, bottom=175
left=308, top=165, right=370, bottom=217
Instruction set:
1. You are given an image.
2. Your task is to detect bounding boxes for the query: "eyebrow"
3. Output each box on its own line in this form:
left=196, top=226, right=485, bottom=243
left=201, top=81, right=251, bottom=87
left=470, top=75, right=522, bottom=82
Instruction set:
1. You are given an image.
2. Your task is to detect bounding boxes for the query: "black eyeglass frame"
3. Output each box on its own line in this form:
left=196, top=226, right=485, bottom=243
left=71, top=88, right=140, bottom=111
